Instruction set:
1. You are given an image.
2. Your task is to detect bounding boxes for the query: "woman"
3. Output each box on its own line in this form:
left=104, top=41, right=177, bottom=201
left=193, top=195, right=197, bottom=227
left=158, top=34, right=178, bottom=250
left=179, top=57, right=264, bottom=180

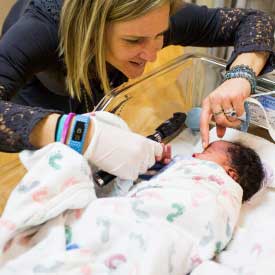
left=0, top=0, right=274, bottom=180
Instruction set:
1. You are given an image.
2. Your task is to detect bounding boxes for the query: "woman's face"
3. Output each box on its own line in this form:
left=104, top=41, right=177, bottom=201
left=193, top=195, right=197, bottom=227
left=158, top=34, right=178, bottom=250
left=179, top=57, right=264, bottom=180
left=105, top=3, right=170, bottom=78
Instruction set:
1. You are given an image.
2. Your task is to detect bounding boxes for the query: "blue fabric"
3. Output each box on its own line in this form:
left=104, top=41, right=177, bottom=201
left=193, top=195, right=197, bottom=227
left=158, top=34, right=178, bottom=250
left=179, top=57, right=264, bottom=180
left=185, top=107, right=201, bottom=132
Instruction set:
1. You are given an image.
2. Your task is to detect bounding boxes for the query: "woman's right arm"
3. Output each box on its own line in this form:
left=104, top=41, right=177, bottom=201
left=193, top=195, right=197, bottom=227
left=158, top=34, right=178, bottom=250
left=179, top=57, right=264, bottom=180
left=0, top=9, right=62, bottom=152
left=0, top=99, right=61, bottom=152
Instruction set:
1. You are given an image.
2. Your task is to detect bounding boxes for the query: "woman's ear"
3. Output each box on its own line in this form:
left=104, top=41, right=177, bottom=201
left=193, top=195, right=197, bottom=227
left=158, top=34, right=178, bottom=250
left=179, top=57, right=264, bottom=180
left=226, top=167, right=239, bottom=182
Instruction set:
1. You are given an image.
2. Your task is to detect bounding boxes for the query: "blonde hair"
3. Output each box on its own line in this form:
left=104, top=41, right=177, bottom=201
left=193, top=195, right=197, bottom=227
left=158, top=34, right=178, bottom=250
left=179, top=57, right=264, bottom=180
left=59, top=0, right=177, bottom=101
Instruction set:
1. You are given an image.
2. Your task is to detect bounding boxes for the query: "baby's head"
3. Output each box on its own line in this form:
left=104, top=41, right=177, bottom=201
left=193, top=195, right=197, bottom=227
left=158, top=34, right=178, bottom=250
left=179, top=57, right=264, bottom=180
left=193, top=141, right=264, bottom=201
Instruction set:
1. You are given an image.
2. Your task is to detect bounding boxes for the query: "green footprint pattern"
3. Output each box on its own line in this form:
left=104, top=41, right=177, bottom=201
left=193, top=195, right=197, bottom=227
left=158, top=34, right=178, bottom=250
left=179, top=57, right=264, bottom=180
left=48, top=151, right=63, bottom=170
left=166, top=203, right=185, bottom=223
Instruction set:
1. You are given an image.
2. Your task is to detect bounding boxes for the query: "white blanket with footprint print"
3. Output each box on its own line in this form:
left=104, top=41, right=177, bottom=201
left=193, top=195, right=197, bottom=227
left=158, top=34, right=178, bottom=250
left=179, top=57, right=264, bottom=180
left=0, top=143, right=242, bottom=275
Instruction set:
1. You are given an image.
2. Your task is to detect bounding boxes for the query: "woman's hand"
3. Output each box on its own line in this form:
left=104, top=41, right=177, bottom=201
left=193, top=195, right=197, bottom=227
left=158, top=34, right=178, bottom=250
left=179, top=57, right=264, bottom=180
left=200, top=78, right=251, bottom=148
left=200, top=51, right=269, bottom=148
left=84, top=111, right=163, bottom=181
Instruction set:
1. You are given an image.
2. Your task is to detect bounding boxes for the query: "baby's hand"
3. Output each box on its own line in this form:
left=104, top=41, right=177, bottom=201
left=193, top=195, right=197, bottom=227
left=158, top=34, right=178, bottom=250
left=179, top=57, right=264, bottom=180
left=156, top=143, right=172, bottom=164
left=139, top=145, right=172, bottom=181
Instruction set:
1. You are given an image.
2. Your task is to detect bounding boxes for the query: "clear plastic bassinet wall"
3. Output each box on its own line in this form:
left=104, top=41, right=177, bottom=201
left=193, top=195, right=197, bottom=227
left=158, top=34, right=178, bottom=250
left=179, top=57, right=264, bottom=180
left=95, top=53, right=275, bottom=141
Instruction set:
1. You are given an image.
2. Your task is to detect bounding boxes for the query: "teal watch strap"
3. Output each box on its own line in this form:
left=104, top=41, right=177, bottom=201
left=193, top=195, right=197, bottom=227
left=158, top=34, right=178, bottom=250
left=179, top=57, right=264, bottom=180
left=68, top=115, right=90, bottom=153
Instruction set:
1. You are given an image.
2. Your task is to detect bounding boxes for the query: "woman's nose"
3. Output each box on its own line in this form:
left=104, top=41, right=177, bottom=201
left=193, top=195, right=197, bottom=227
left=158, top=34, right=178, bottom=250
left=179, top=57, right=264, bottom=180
left=139, top=40, right=161, bottom=62
left=139, top=47, right=157, bottom=62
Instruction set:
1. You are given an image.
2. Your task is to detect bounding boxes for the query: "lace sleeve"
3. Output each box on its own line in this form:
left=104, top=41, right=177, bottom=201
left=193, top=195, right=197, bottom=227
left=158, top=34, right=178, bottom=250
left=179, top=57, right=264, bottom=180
left=0, top=86, right=62, bottom=153
left=167, top=4, right=275, bottom=73
left=219, top=8, right=275, bottom=71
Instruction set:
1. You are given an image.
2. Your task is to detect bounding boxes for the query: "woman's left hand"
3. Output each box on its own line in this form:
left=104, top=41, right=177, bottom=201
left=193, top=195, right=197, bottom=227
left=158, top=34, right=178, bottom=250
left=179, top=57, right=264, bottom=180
left=200, top=78, right=251, bottom=148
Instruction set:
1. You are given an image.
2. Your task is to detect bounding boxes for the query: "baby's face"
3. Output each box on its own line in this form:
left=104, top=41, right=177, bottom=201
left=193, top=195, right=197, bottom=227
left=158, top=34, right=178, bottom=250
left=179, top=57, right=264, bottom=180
left=192, top=141, right=231, bottom=169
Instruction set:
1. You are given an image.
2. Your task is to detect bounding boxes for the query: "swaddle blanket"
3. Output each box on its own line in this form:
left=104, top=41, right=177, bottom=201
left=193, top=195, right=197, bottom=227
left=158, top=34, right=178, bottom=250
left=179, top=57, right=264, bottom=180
left=0, top=143, right=242, bottom=275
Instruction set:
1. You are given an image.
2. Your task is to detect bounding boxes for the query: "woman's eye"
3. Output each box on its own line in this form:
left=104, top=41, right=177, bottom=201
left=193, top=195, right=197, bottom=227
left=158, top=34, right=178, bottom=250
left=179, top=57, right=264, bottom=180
left=124, top=39, right=142, bottom=44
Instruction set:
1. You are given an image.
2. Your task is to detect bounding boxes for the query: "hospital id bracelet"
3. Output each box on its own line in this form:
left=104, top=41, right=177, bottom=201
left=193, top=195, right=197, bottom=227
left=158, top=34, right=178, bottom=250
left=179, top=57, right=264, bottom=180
left=68, top=115, right=90, bottom=154
left=224, top=65, right=257, bottom=94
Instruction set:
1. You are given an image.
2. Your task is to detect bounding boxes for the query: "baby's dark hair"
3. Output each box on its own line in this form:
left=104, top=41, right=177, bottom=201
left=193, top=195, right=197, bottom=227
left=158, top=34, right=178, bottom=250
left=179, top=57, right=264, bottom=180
left=226, top=142, right=264, bottom=202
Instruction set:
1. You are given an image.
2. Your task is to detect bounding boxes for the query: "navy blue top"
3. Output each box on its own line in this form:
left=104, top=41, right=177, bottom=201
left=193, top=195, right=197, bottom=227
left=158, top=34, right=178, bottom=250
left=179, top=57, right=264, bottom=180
left=0, top=0, right=274, bottom=152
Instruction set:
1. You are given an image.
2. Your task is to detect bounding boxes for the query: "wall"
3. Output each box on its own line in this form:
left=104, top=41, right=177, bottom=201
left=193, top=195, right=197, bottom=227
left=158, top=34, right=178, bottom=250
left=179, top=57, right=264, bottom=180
left=0, top=0, right=16, bottom=33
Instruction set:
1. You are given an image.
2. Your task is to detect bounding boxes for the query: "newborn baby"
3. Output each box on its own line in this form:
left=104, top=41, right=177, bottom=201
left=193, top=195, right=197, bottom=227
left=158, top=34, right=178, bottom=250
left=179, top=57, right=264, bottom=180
left=0, top=141, right=265, bottom=274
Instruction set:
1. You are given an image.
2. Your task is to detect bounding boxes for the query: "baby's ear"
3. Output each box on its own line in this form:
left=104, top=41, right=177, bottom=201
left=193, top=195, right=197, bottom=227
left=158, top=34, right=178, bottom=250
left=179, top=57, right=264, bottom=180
left=227, top=167, right=239, bottom=182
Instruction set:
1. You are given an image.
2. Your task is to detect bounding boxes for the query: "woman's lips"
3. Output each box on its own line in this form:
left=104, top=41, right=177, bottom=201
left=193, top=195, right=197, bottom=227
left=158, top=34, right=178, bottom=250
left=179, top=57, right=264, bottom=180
left=129, top=60, right=145, bottom=67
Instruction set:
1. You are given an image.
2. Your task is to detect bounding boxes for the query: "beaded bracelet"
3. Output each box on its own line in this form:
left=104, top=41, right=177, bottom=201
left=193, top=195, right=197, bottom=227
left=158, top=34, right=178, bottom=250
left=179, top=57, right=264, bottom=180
left=61, top=112, right=76, bottom=143
left=224, top=64, right=257, bottom=94
left=230, top=64, right=256, bottom=76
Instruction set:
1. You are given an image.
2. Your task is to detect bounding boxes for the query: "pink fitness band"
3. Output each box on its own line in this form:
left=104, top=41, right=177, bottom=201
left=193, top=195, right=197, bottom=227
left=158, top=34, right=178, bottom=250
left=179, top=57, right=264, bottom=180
left=61, top=112, right=76, bottom=143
